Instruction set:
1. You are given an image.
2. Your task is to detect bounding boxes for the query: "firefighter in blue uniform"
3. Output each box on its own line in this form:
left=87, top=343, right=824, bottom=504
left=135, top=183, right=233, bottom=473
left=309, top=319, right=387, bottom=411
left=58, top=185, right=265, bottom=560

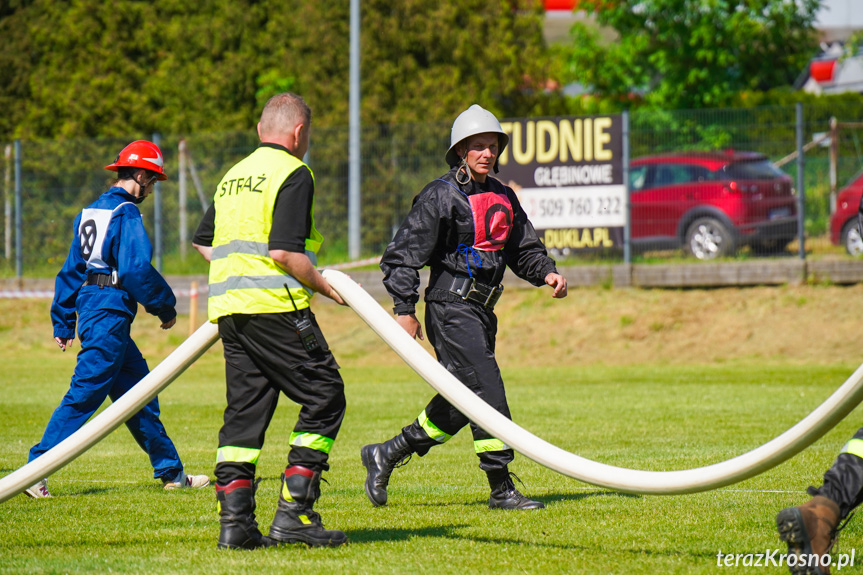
left=25, top=141, right=209, bottom=498
left=361, top=105, right=568, bottom=510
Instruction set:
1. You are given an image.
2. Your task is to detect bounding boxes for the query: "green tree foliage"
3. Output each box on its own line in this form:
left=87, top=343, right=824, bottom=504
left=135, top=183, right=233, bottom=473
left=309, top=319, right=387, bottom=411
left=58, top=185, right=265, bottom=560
left=559, top=0, right=822, bottom=110
left=0, top=0, right=562, bottom=140
left=258, top=1, right=352, bottom=128
left=0, top=2, right=35, bottom=139
left=358, top=0, right=557, bottom=124
left=4, top=0, right=272, bottom=139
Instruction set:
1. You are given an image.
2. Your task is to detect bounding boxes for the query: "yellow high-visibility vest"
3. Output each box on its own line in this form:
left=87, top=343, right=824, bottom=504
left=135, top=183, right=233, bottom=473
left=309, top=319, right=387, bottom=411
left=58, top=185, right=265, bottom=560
left=208, top=145, right=323, bottom=321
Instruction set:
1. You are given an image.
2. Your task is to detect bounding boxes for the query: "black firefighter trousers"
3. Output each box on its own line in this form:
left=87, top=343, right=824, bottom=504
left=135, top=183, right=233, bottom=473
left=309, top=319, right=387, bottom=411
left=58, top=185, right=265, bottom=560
left=402, top=299, right=515, bottom=473
left=812, top=426, right=863, bottom=519
left=215, top=311, right=345, bottom=484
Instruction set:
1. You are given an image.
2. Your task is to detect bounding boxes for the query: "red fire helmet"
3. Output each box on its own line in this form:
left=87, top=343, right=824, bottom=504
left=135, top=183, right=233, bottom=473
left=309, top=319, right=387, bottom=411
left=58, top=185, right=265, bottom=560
left=104, top=140, right=168, bottom=181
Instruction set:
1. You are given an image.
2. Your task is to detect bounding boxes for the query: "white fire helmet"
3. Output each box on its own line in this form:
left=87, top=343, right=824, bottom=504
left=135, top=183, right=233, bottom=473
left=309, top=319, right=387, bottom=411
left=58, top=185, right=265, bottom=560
left=445, top=104, right=509, bottom=171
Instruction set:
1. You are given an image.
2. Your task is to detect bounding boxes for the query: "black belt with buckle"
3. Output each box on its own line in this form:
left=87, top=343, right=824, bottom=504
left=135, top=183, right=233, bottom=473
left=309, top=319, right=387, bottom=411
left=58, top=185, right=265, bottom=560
left=449, top=275, right=504, bottom=309
left=85, top=271, right=120, bottom=288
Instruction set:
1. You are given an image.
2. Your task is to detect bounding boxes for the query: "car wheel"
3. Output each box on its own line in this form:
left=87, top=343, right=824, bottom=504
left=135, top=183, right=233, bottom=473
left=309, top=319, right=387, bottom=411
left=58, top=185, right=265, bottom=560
left=842, top=220, right=863, bottom=257
left=685, top=217, right=734, bottom=260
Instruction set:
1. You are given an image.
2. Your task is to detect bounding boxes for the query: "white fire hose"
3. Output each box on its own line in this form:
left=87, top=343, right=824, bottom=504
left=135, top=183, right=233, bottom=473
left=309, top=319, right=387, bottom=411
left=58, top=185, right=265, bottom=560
left=0, top=322, right=220, bottom=503
left=1, top=269, right=861, bottom=502
left=320, top=270, right=863, bottom=495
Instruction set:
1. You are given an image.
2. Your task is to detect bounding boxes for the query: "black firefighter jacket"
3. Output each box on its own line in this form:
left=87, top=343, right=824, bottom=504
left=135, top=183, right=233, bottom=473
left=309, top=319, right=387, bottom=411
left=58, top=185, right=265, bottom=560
left=381, top=166, right=558, bottom=316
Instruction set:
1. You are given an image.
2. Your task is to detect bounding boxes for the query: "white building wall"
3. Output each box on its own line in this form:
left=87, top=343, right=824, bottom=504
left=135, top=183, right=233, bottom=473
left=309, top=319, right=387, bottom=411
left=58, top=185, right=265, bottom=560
left=816, top=0, right=863, bottom=42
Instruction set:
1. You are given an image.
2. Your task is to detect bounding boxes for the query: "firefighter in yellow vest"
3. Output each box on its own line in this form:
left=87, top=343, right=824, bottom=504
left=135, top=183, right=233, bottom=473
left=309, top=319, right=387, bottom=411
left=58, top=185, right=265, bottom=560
left=193, top=92, right=347, bottom=550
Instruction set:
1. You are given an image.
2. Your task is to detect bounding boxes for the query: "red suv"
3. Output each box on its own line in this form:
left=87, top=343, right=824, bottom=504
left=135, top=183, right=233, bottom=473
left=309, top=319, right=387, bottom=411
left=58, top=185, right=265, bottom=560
left=630, top=151, right=798, bottom=259
left=829, top=170, right=863, bottom=256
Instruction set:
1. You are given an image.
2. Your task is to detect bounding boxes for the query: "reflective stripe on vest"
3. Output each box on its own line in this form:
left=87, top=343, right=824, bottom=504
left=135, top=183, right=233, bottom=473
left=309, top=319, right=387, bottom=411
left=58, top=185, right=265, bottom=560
left=208, top=146, right=323, bottom=321
left=209, top=241, right=316, bottom=296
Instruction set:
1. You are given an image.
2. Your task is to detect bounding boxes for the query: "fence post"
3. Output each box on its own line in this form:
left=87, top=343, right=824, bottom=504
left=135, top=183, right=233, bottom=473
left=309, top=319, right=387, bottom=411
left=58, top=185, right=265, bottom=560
left=829, top=116, right=838, bottom=215
left=348, top=0, right=361, bottom=260
left=178, top=139, right=187, bottom=260
left=4, top=144, right=10, bottom=261
left=622, top=110, right=631, bottom=266
left=152, top=132, right=163, bottom=273
left=795, top=103, right=806, bottom=260
left=14, top=140, right=22, bottom=279
left=189, top=281, right=198, bottom=336
left=183, top=145, right=209, bottom=211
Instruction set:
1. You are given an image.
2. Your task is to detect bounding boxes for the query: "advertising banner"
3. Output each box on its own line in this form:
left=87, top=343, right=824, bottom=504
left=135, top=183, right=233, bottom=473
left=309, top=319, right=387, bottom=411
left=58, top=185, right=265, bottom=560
left=496, top=115, right=625, bottom=253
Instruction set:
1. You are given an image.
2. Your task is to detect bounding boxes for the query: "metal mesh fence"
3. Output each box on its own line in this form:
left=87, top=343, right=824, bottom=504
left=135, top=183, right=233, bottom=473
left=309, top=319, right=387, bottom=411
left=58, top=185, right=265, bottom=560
left=627, top=104, right=863, bottom=260
left=2, top=102, right=862, bottom=277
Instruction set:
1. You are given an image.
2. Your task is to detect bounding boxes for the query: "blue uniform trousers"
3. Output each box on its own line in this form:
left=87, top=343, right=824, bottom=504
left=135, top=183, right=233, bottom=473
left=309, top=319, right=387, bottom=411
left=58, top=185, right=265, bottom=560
left=29, top=308, right=183, bottom=482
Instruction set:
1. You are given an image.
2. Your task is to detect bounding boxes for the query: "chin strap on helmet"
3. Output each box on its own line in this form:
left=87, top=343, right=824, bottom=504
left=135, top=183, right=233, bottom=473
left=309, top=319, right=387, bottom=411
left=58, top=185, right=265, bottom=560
left=132, top=170, right=159, bottom=203
left=456, top=157, right=471, bottom=185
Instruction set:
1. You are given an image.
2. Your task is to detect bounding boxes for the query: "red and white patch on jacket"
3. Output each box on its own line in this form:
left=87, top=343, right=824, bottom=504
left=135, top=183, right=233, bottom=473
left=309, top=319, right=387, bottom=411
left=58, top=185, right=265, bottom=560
left=468, top=191, right=513, bottom=251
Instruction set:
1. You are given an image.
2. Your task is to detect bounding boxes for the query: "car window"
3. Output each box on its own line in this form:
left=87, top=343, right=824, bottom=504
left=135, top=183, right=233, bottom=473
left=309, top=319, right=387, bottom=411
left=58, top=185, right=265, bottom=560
left=651, top=164, right=708, bottom=187
left=630, top=166, right=647, bottom=191
left=690, top=165, right=712, bottom=182
left=723, top=160, right=784, bottom=180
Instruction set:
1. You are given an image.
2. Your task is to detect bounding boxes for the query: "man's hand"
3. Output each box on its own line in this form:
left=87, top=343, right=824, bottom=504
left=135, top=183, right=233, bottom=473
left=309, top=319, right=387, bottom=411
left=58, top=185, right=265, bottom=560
left=270, top=249, right=348, bottom=306
left=55, top=336, right=74, bottom=352
left=161, top=317, right=177, bottom=330
left=192, top=242, right=212, bottom=262
left=396, top=313, right=424, bottom=340
left=326, top=285, right=346, bottom=306
left=545, top=272, right=568, bottom=299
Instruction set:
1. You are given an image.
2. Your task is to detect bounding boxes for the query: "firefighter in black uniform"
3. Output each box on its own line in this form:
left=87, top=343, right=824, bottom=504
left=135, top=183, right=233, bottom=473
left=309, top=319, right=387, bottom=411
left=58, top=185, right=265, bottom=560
left=774, top=202, right=863, bottom=573
left=776, top=430, right=863, bottom=573
left=361, top=104, right=568, bottom=510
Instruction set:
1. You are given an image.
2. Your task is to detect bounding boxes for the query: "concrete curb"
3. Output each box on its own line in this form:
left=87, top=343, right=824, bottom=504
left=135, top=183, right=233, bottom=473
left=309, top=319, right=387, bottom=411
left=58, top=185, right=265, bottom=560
left=5, top=259, right=863, bottom=314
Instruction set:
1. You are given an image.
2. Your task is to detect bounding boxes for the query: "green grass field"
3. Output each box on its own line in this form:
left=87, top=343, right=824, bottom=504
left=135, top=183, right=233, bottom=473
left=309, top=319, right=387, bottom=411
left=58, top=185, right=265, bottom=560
left=2, top=289, right=863, bottom=574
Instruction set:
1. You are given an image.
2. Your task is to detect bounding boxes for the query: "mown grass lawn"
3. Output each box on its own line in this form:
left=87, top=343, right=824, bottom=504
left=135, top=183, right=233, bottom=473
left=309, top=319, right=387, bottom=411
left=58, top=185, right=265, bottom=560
left=2, top=346, right=862, bottom=574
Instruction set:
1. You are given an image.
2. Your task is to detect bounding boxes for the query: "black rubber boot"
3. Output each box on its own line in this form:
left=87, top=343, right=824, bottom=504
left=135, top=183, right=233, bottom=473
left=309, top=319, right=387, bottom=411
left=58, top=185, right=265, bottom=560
left=776, top=495, right=841, bottom=574
left=267, top=465, right=347, bottom=547
left=216, top=479, right=266, bottom=550
left=487, top=469, right=545, bottom=510
left=360, top=433, right=413, bottom=507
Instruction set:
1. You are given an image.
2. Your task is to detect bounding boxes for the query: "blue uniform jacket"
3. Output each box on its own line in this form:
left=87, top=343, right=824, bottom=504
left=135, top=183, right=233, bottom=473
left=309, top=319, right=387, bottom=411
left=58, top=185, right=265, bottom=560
left=51, top=187, right=177, bottom=339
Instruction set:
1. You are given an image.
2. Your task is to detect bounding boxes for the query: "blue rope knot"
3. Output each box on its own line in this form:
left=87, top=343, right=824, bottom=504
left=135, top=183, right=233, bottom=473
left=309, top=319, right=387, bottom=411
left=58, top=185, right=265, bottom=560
left=457, top=244, right=482, bottom=278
